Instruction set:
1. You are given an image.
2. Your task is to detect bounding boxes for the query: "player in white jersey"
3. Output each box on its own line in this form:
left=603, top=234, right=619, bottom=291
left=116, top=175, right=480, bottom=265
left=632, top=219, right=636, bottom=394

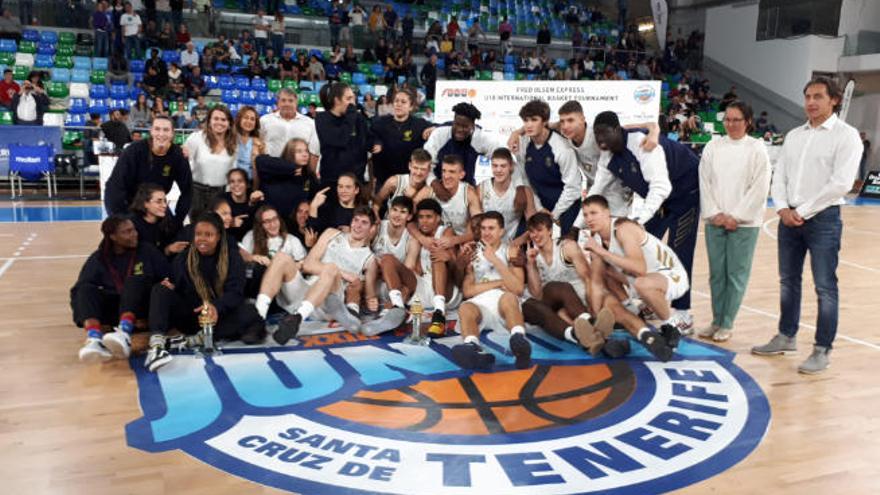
left=253, top=206, right=377, bottom=344
left=521, top=212, right=619, bottom=356
left=580, top=195, right=684, bottom=362
left=452, top=212, right=530, bottom=370
left=412, top=154, right=482, bottom=248
left=372, top=149, right=433, bottom=219
left=478, top=147, right=537, bottom=241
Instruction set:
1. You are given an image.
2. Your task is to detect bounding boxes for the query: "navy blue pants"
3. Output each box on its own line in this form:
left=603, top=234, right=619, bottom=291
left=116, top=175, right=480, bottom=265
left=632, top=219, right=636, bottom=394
left=645, top=193, right=699, bottom=311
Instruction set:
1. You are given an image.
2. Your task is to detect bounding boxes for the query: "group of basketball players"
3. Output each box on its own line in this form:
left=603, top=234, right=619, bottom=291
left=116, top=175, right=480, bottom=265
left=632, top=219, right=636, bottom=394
left=73, top=96, right=699, bottom=373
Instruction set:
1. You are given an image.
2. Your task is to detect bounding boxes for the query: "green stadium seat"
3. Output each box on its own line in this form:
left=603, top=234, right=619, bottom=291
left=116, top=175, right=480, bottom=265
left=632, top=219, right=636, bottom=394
left=13, top=65, right=28, bottom=80
left=18, top=40, right=36, bottom=54
left=47, top=81, right=69, bottom=98
left=268, top=78, right=281, bottom=92
left=282, top=79, right=297, bottom=90
left=339, top=72, right=352, bottom=84
left=173, top=133, right=186, bottom=145
left=0, top=51, right=13, bottom=65
left=62, top=130, right=83, bottom=149
left=59, top=32, right=76, bottom=45
left=478, top=70, right=492, bottom=80
left=56, top=45, right=74, bottom=57
left=90, top=70, right=106, bottom=84
left=54, top=55, right=72, bottom=68
left=0, top=111, right=12, bottom=125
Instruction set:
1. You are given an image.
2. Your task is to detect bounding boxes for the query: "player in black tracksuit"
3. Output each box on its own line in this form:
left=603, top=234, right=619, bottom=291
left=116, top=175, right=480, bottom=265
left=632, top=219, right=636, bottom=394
left=72, top=214, right=171, bottom=363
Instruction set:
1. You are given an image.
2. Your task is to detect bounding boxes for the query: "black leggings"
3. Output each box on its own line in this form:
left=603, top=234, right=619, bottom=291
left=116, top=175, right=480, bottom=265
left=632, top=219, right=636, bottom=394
left=522, top=281, right=588, bottom=340
left=148, top=284, right=262, bottom=340
left=70, top=275, right=153, bottom=327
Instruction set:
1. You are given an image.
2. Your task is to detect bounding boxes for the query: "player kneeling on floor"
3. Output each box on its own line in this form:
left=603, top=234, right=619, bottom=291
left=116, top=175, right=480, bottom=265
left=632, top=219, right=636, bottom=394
left=581, top=195, right=687, bottom=362
left=144, top=212, right=265, bottom=372
left=522, top=212, right=618, bottom=356
left=253, top=206, right=377, bottom=344
left=453, top=211, right=530, bottom=370
left=72, top=214, right=171, bottom=363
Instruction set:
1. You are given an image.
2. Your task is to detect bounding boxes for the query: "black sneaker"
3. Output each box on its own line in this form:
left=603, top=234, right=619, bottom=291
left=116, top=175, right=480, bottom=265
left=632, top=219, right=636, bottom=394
left=451, top=342, right=495, bottom=370
left=145, top=345, right=172, bottom=372
left=427, top=309, right=446, bottom=337
left=274, top=313, right=302, bottom=345
left=509, top=332, right=532, bottom=369
left=640, top=330, right=673, bottom=362
left=241, top=322, right=267, bottom=345
left=660, top=323, right=682, bottom=349
left=602, top=338, right=631, bottom=359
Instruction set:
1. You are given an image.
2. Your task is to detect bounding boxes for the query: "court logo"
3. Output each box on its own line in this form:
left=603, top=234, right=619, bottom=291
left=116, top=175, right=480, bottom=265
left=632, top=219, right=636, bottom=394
left=633, top=85, right=657, bottom=105
left=127, top=330, right=770, bottom=494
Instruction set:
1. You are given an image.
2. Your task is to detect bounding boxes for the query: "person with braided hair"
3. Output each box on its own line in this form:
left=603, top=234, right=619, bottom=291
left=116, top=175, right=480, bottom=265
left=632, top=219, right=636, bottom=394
left=145, top=212, right=265, bottom=372
left=71, top=214, right=171, bottom=363
left=423, top=101, right=504, bottom=185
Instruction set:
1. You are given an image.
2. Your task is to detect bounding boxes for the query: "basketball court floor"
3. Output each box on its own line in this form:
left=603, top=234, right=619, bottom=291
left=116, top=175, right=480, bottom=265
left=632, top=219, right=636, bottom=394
left=1, top=200, right=878, bottom=494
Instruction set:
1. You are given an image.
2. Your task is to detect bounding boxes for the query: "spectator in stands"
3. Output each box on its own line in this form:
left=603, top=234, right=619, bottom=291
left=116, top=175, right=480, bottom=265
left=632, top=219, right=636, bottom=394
left=720, top=86, right=737, bottom=111
left=102, top=109, right=133, bottom=150
left=376, top=95, right=391, bottom=117
left=234, top=105, right=266, bottom=184
left=121, top=2, right=143, bottom=60
left=253, top=8, right=269, bottom=56
left=383, top=4, right=398, bottom=43
left=143, top=48, right=168, bottom=92
left=362, top=93, right=376, bottom=118
left=18, top=0, right=32, bottom=26
left=349, top=4, right=365, bottom=46
left=130, top=183, right=185, bottom=257
left=158, top=21, right=176, bottom=50
left=0, top=9, right=21, bottom=40
left=175, top=22, right=190, bottom=48
left=498, top=15, right=512, bottom=55
left=426, top=19, right=442, bottom=44
left=170, top=0, right=183, bottom=30
left=270, top=11, right=285, bottom=57
left=368, top=5, right=384, bottom=43
left=466, top=19, right=486, bottom=53
left=698, top=101, right=771, bottom=343
left=72, top=214, right=170, bottom=364
left=255, top=138, right=319, bottom=222
left=144, top=18, right=161, bottom=47
left=278, top=49, right=297, bottom=81
left=180, top=41, right=199, bottom=71
left=424, top=35, right=439, bottom=57
left=537, top=23, right=551, bottom=48
left=328, top=2, right=346, bottom=48
left=306, top=55, right=325, bottom=82
left=167, top=62, right=185, bottom=99
left=185, top=105, right=238, bottom=217
left=129, top=93, right=150, bottom=129
left=155, top=0, right=171, bottom=28
left=260, top=88, right=320, bottom=166
left=107, top=50, right=130, bottom=85
left=150, top=95, right=169, bottom=120
left=307, top=172, right=366, bottom=234
left=342, top=44, right=358, bottom=72
left=185, top=65, right=206, bottom=98
left=420, top=53, right=438, bottom=100
left=11, top=79, right=48, bottom=125
left=755, top=111, right=778, bottom=135
left=105, top=115, right=193, bottom=220
left=446, top=15, right=460, bottom=51
left=315, top=82, right=376, bottom=187
left=94, top=1, right=112, bottom=58
left=402, top=12, right=414, bottom=47
left=371, top=87, right=434, bottom=188
left=111, top=0, right=125, bottom=52
left=0, top=69, right=19, bottom=111
left=185, top=94, right=209, bottom=129
left=262, top=47, right=279, bottom=78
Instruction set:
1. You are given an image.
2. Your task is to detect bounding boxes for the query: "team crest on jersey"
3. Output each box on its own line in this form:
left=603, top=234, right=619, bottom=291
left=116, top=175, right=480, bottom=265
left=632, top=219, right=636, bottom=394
left=162, top=164, right=171, bottom=177
left=133, top=262, right=144, bottom=276
left=127, top=329, right=770, bottom=494
left=402, top=130, right=413, bottom=142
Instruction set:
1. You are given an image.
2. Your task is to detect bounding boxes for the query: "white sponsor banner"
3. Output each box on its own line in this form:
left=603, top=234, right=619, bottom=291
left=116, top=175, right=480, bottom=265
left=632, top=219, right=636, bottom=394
left=435, top=80, right=662, bottom=139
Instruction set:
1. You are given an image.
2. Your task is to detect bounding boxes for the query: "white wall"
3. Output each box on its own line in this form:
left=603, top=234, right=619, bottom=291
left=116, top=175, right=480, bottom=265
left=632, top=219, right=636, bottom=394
left=704, top=2, right=846, bottom=108
left=839, top=0, right=880, bottom=37
left=846, top=93, right=879, bottom=171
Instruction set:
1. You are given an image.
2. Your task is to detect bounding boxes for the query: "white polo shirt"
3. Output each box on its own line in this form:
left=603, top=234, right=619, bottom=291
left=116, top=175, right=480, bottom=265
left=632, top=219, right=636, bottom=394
left=259, top=111, right=321, bottom=158
left=120, top=13, right=141, bottom=37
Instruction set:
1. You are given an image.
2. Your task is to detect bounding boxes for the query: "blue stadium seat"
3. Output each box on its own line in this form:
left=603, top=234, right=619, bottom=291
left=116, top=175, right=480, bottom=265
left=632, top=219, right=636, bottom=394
left=64, top=113, right=87, bottom=127
left=227, top=103, right=241, bottom=115
left=204, top=75, right=219, bottom=90
left=110, top=85, right=128, bottom=99
left=251, top=78, right=267, bottom=91
left=371, top=63, right=384, bottom=76
left=504, top=72, right=515, bottom=80
left=0, top=39, right=16, bottom=52
left=234, top=75, right=250, bottom=90
left=37, top=42, right=56, bottom=55
left=92, top=57, right=108, bottom=71
left=110, top=77, right=127, bottom=85
left=73, top=56, right=90, bottom=70
left=218, top=75, right=234, bottom=90
left=258, top=91, right=275, bottom=105
left=352, top=72, right=366, bottom=85
left=22, top=29, right=39, bottom=42
left=109, top=99, right=128, bottom=110
left=299, top=81, right=313, bottom=92
left=240, top=90, right=257, bottom=105
left=132, top=72, right=143, bottom=83
left=161, top=50, right=180, bottom=64
left=71, top=69, right=90, bottom=83
left=89, top=99, right=108, bottom=115
left=255, top=104, right=268, bottom=115
left=129, top=59, right=145, bottom=73
left=40, top=31, right=58, bottom=44
left=34, top=54, right=54, bottom=69
left=68, top=98, right=88, bottom=114
left=221, top=90, right=240, bottom=104
left=358, top=84, right=372, bottom=96
left=51, top=68, right=70, bottom=83
left=129, top=87, right=143, bottom=99
left=89, top=85, right=108, bottom=99
left=214, top=62, right=230, bottom=73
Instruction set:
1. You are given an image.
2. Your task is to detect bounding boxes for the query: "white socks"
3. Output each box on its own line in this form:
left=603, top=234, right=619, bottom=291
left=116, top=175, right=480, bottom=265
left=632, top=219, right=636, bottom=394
left=297, top=301, right=315, bottom=320
left=637, top=327, right=650, bottom=340
left=564, top=326, right=577, bottom=343
left=433, top=295, right=446, bottom=314
left=389, top=289, right=405, bottom=309
left=464, top=335, right=479, bottom=345
left=347, top=303, right=360, bottom=314
left=578, top=312, right=592, bottom=322
left=255, top=294, right=272, bottom=319
left=511, top=325, right=525, bottom=335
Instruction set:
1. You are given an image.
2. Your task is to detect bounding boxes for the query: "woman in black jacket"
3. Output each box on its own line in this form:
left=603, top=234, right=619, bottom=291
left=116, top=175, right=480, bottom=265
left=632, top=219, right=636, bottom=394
left=145, top=212, right=265, bottom=372
left=254, top=137, right=319, bottom=223
left=72, top=214, right=171, bottom=363
left=314, top=81, right=378, bottom=187
left=130, top=183, right=187, bottom=258
left=369, top=86, right=434, bottom=189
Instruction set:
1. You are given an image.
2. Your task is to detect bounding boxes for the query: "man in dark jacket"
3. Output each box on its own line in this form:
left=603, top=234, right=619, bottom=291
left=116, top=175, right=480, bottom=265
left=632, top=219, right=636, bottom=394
left=104, top=116, right=192, bottom=223
left=10, top=80, right=49, bottom=125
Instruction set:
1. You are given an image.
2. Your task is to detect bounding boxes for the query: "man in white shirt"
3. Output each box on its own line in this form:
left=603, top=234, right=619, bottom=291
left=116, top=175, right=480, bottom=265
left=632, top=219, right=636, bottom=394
left=253, top=8, right=270, bottom=56
left=260, top=88, right=321, bottom=172
left=180, top=42, right=199, bottom=71
left=752, top=77, right=863, bottom=374
left=120, top=2, right=142, bottom=60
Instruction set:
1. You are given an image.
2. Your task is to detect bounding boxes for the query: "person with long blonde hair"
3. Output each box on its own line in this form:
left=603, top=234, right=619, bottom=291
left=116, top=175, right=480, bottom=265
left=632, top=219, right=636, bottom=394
left=184, top=105, right=237, bottom=217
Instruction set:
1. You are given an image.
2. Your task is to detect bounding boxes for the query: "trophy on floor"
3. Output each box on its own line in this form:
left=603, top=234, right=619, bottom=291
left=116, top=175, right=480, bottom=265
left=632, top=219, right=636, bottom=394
left=195, top=300, right=222, bottom=358
left=404, top=296, right=430, bottom=346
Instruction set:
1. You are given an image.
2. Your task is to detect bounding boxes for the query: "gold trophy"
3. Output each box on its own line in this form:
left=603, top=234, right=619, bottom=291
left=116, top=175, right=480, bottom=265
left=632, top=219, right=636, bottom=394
left=403, top=296, right=429, bottom=346
left=195, top=300, right=221, bottom=358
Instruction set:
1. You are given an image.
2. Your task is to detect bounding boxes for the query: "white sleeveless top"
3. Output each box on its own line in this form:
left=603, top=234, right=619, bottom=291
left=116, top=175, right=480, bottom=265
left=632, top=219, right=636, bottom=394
left=472, top=242, right=510, bottom=283
left=479, top=179, right=519, bottom=241
left=535, top=241, right=582, bottom=290
left=373, top=220, right=410, bottom=263
left=419, top=225, right=447, bottom=278
left=321, top=231, right=374, bottom=279
left=433, top=182, right=470, bottom=235
left=601, top=218, right=683, bottom=281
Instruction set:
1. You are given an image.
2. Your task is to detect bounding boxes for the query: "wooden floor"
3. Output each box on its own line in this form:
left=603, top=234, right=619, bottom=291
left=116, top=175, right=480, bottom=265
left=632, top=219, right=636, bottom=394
left=1, top=201, right=879, bottom=494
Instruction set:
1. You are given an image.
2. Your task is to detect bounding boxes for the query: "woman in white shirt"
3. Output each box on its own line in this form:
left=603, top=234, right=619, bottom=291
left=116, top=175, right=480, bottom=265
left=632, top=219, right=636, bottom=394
left=240, top=204, right=307, bottom=268
left=697, top=101, right=771, bottom=342
left=184, top=105, right=237, bottom=217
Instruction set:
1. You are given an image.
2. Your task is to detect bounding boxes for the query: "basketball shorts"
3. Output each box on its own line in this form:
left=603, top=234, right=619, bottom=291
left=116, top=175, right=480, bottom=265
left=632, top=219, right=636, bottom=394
left=464, top=288, right=508, bottom=332
left=277, top=272, right=343, bottom=319
left=414, top=274, right=462, bottom=309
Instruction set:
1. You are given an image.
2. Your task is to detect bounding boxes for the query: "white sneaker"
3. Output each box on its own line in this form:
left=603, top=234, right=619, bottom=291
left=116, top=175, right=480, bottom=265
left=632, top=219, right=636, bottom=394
left=79, top=338, right=112, bottom=363
left=102, top=328, right=131, bottom=358
left=670, top=311, right=694, bottom=335
left=697, top=324, right=720, bottom=339
left=712, top=328, right=733, bottom=342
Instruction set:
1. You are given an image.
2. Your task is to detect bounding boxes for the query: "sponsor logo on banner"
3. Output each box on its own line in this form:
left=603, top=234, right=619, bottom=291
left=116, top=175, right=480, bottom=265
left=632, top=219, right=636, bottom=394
left=633, top=85, right=657, bottom=105
left=441, top=88, right=478, bottom=99
left=127, top=330, right=770, bottom=494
